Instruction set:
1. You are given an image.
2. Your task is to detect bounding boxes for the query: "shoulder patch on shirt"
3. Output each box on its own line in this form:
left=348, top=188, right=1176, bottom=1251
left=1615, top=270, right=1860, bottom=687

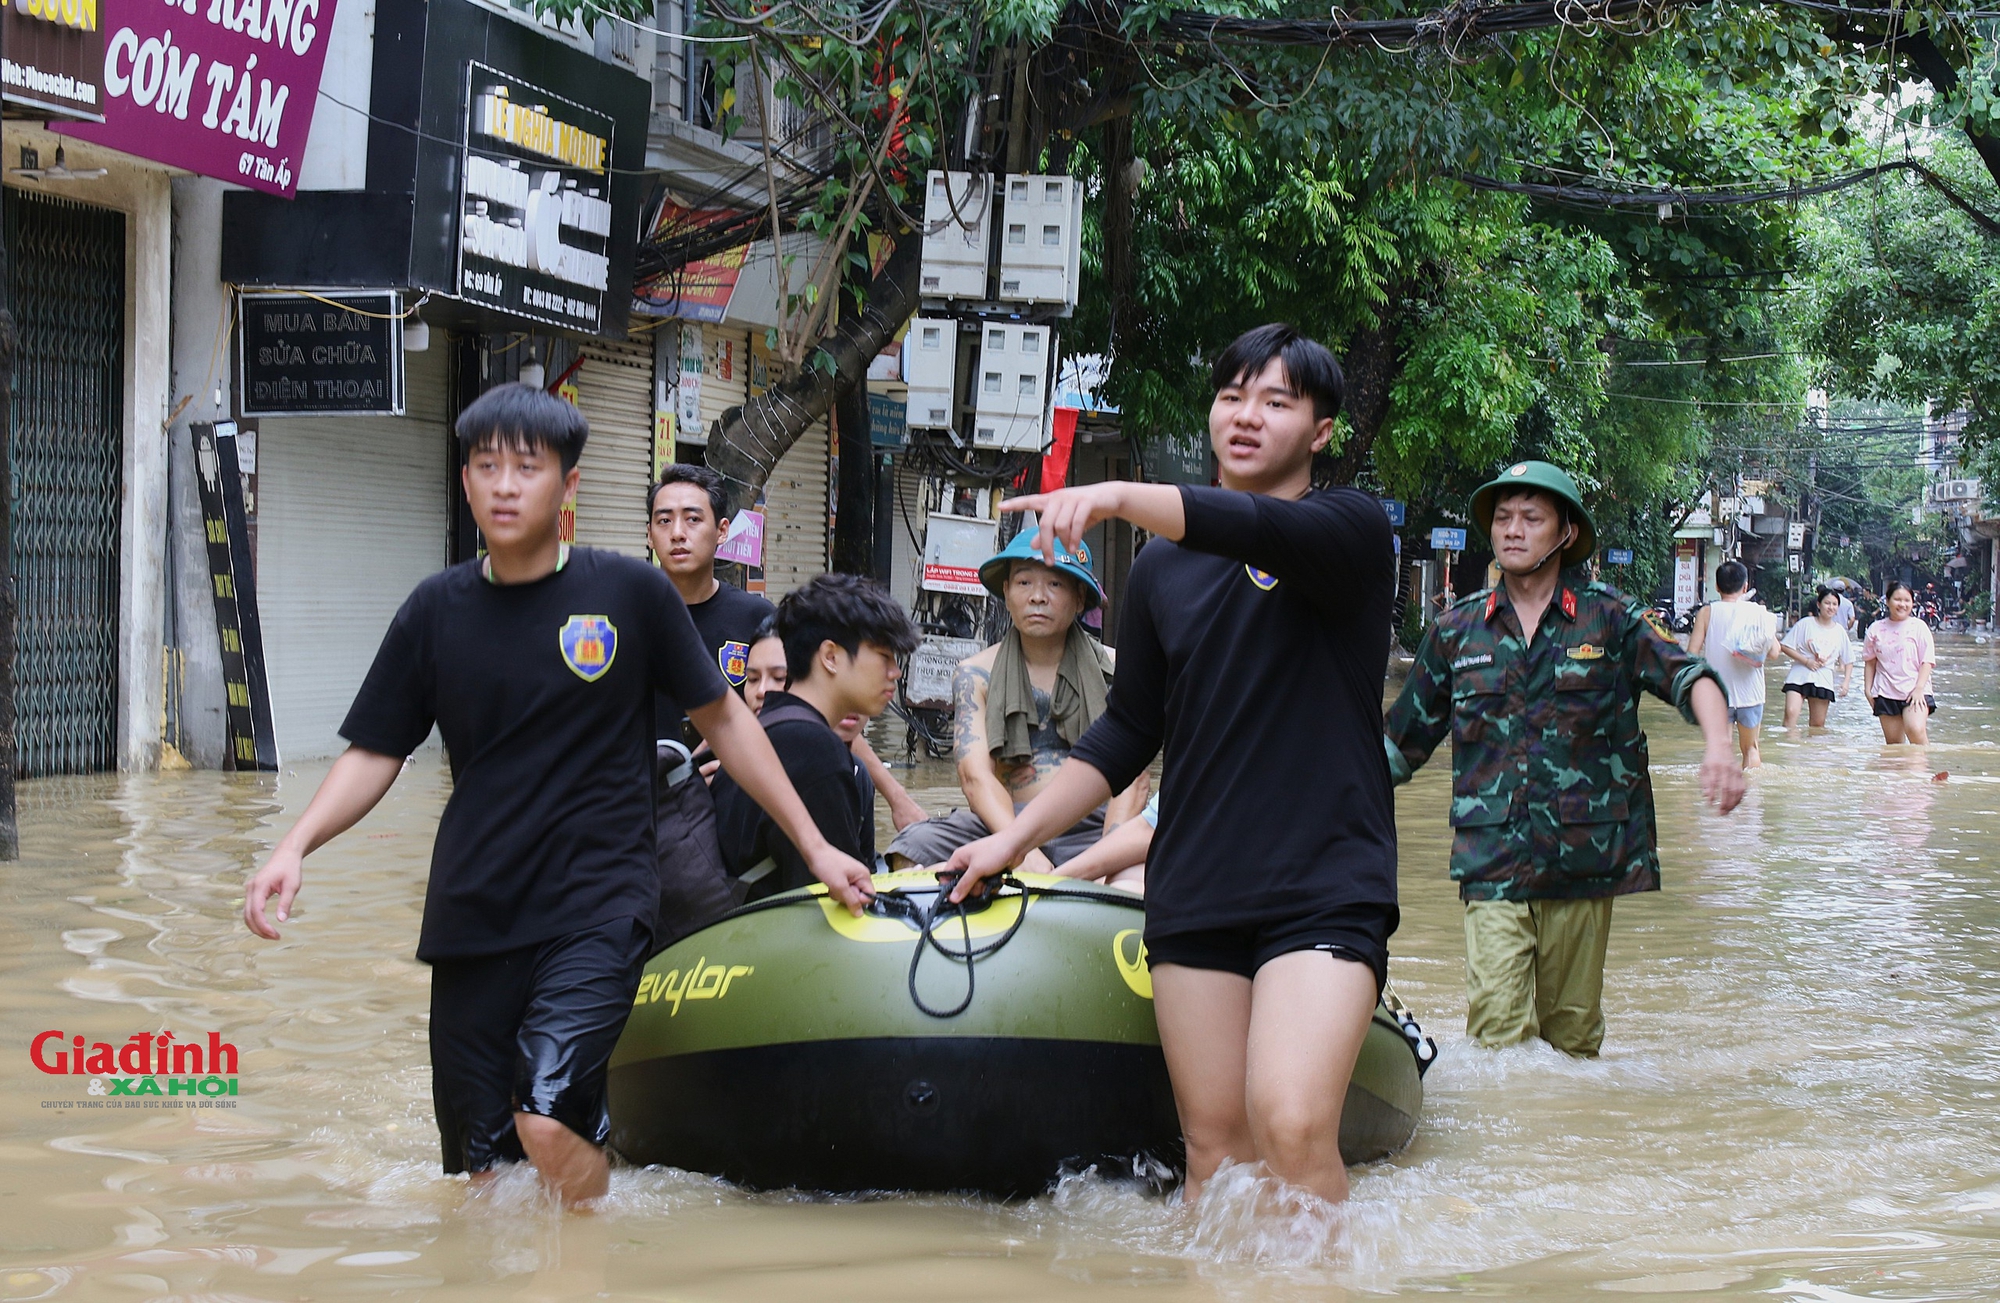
left=1452, top=653, right=1495, bottom=670
left=717, top=639, right=749, bottom=686
left=559, top=615, right=618, bottom=682
left=1568, top=643, right=1605, bottom=660
left=1642, top=609, right=1675, bottom=643
left=1244, top=565, right=1279, bottom=591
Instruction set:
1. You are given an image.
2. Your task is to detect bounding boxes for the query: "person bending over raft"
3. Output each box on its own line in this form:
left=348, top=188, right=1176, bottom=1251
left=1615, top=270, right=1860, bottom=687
left=240, top=385, right=875, bottom=1208
left=712, top=576, right=920, bottom=900
left=947, top=324, right=1397, bottom=1205
left=887, top=532, right=1149, bottom=872
left=1383, top=461, right=1745, bottom=1058
left=719, top=617, right=927, bottom=834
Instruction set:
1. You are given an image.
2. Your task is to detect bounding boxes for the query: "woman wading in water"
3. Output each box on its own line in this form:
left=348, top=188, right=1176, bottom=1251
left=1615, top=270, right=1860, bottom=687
left=1864, top=580, right=1937, bottom=745
left=1779, top=585, right=1854, bottom=730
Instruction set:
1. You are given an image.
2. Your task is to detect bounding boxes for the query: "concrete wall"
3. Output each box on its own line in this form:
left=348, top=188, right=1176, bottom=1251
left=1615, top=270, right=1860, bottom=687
left=166, top=177, right=231, bottom=769
left=2, top=124, right=173, bottom=773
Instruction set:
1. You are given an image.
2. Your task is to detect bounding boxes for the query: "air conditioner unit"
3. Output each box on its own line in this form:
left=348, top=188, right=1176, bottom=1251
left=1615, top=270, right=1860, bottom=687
left=919, top=171, right=992, bottom=300
left=905, top=317, right=958, bottom=430
left=1932, top=478, right=1981, bottom=502
left=995, top=174, right=1083, bottom=308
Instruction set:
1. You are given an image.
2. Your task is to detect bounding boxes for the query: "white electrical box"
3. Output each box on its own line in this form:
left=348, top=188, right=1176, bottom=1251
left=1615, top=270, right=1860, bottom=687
left=905, top=317, right=958, bottom=429
left=971, top=322, right=1051, bottom=450
left=996, top=174, right=1083, bottom=307
left=919, top=171, right=993, bottom=300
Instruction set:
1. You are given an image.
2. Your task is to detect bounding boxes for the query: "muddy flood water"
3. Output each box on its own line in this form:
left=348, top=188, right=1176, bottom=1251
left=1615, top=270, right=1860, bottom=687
left=5, top=637, right=2000, bottom=1301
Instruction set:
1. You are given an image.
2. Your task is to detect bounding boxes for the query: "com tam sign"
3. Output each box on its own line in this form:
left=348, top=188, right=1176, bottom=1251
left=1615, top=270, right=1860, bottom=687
left=56, top=0, right=337, bottom=195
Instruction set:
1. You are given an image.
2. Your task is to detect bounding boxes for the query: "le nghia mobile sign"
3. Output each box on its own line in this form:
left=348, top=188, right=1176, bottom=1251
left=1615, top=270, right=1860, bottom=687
left=238, top=291, right=405, bottom=417
left=457, top=64, right=616, bottom=333
left=54, top=0, right=336, bottom=195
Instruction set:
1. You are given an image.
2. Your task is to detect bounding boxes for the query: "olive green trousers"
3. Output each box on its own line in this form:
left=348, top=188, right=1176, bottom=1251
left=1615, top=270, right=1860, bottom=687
left=1463, top=897, right=1615, bottom=1057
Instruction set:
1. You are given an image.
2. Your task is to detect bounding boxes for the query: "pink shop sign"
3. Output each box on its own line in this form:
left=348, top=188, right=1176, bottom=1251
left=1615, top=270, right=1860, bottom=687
left=55, top=0, right=336, bottom=196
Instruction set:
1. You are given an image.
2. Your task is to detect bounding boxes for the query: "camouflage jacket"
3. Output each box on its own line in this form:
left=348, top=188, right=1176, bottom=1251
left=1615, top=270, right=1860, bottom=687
left=1383, top=581, right=1722, bottom=902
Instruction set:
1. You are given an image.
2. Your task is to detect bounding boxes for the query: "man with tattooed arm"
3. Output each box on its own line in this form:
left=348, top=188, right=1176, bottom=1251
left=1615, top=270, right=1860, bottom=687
left=885, top=532, right=1149, bottom=874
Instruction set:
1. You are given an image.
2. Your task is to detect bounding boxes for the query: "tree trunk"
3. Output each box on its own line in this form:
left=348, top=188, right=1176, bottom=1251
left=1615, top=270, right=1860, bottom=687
left=705, top=232, right=923, bottom=517
left=832, top=375, right=876, bottom=573
left=1322, top=316, right=1404, bottom=486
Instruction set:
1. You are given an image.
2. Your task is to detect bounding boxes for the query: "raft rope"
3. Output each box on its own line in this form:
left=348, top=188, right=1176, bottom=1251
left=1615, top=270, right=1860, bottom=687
left=873, top=875, right=1034, bottom=1018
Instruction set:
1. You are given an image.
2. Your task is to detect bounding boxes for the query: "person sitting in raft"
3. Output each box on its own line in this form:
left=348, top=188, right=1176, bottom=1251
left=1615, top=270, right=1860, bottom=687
left=886, top=531, right=1149, bottom=873
left=712, top=576, right=919, bottom=900
left=1050, top=793, right=1154, bottom=893
left=707, top=617, right=926, bottom=834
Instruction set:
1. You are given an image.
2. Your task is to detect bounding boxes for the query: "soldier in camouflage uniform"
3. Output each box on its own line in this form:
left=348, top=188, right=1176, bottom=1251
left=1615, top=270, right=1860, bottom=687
left=1384, top=462, right=1744, bottom=1056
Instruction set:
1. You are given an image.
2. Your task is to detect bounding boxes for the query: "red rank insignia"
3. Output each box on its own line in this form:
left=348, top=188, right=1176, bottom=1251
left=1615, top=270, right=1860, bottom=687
left=1561, top=588, right=1577, bottom=619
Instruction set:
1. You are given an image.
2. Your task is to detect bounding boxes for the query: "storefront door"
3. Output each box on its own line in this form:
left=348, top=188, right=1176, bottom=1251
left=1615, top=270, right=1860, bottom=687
left=7, top=191, right=125, bottom=776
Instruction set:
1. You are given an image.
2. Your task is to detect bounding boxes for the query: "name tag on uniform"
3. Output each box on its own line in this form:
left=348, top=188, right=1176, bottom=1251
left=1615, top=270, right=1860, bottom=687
left=1452, top=653, right=1494, bottom=670
left=1568, top=644, right=1605, bottom=660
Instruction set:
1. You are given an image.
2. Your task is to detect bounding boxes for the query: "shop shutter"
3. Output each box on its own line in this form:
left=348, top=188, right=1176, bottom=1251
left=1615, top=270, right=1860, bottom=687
left=761, top=416, right=829, bottom=600
left=256, top=345, right=451, bottom=761
left=572, top=336, right=654, bottom=558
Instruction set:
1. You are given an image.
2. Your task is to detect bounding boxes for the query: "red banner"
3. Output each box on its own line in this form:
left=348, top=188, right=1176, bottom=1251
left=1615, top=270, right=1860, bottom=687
left=1042, top=406, right=1080, bottom=492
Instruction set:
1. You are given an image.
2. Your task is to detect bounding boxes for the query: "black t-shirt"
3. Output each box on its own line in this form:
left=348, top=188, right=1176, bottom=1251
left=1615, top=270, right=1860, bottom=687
left=711, top=691, right=871, bottom=898
left=1068, top=485, right=1398, bottom=937
left=340, top=548, right=730, bottom=960
left=659, top=578, right=774, bottom=742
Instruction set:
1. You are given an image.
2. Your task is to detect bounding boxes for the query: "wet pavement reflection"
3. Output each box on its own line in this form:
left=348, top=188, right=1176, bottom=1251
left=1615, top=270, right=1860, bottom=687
left=3, top=638, right=1999, bottom=1300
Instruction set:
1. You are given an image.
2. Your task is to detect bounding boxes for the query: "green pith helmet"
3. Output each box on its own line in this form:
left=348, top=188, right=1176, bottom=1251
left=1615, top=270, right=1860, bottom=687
left=979, top=528, right=1104, bottom=610
left=1470, top=460, right=1597, bottom=568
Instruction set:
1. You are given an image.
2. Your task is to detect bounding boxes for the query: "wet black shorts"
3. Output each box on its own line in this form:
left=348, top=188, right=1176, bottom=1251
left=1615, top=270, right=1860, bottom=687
left=1872, top=694, right=1938, bottom=717
left=428, top=916, right=652, bottom=1174
left=1782, top=682, right=1835, bottom=701
left=1144, top=902, right=1397, bottom=994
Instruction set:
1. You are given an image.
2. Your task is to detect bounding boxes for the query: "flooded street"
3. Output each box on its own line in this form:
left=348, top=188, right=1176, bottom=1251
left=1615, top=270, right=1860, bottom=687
left=5, top=637, right=2000, bottom=1301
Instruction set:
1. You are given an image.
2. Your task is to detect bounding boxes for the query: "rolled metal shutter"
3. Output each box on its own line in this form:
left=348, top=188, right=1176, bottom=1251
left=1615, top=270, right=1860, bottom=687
left=256, top=345, right=451, bottom=761
left=572, top=336, right=654, bottom=558
left=761, top=416, right=829, bottom=600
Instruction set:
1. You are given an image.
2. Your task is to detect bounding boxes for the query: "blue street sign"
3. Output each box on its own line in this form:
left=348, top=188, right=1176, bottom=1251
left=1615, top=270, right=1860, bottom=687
left=1606, top=547, right=1634, bottom=565
left=1381, top=499, right=1406, bottom=527
left=1429, top=526, right=1467, bottom=552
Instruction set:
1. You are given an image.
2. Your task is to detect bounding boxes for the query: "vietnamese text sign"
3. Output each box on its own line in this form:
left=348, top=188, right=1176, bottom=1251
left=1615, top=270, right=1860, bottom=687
left=868, top=389, right=907, bottom=448
left=457, top=65, right=616, bottom=333
left=922, top=512, right=997, bottom=595
left=4, top=0, right=105, bottom=121
left=1673, top=540, right=1700, bottom=613
left=1381, top=499, right=1406, bottom=527
left=715, top=509, right=765, bottom=568
left=1429, top=526, right=1467, bottom=552
left=55, top=0, right=335, bottom=194
left=634, top=201, right=748, bottom=322
left=1606, top=547, right=1634, bottom=565
left=238, top=292, right=404, bottom=417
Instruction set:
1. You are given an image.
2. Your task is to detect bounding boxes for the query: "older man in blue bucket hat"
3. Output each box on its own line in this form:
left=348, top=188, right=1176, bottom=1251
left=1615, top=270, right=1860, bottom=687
left=886, top=528, right=1151, bottom=876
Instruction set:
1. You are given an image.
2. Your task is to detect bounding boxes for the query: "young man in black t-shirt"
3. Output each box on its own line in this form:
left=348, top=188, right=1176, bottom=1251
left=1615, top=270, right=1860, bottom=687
left=648, top=464, right=774, bottom=712
left=242, top=384, right=874, bottom=1207
left=713, top=575, right=919, bottom=898
left=945, top=325, right=1396, bottom=1205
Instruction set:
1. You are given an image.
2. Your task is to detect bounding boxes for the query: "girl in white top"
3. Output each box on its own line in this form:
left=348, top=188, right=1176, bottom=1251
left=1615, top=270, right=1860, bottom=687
left=1863, top=580, right=1937, bottom=745
left=1779, top=585, right=1854, bottom=729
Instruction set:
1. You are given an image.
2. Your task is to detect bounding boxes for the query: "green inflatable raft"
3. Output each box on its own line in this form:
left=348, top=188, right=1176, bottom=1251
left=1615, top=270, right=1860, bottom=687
left=608, top=871, right=1433, bottom=1195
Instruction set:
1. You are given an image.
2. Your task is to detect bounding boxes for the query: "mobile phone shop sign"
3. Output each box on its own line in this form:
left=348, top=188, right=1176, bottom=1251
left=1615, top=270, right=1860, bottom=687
left=54, top=0, right=335, bottom=195
left=457, top=64, right=616, bottom=333
left=238, top=292, right=405, bottom=417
